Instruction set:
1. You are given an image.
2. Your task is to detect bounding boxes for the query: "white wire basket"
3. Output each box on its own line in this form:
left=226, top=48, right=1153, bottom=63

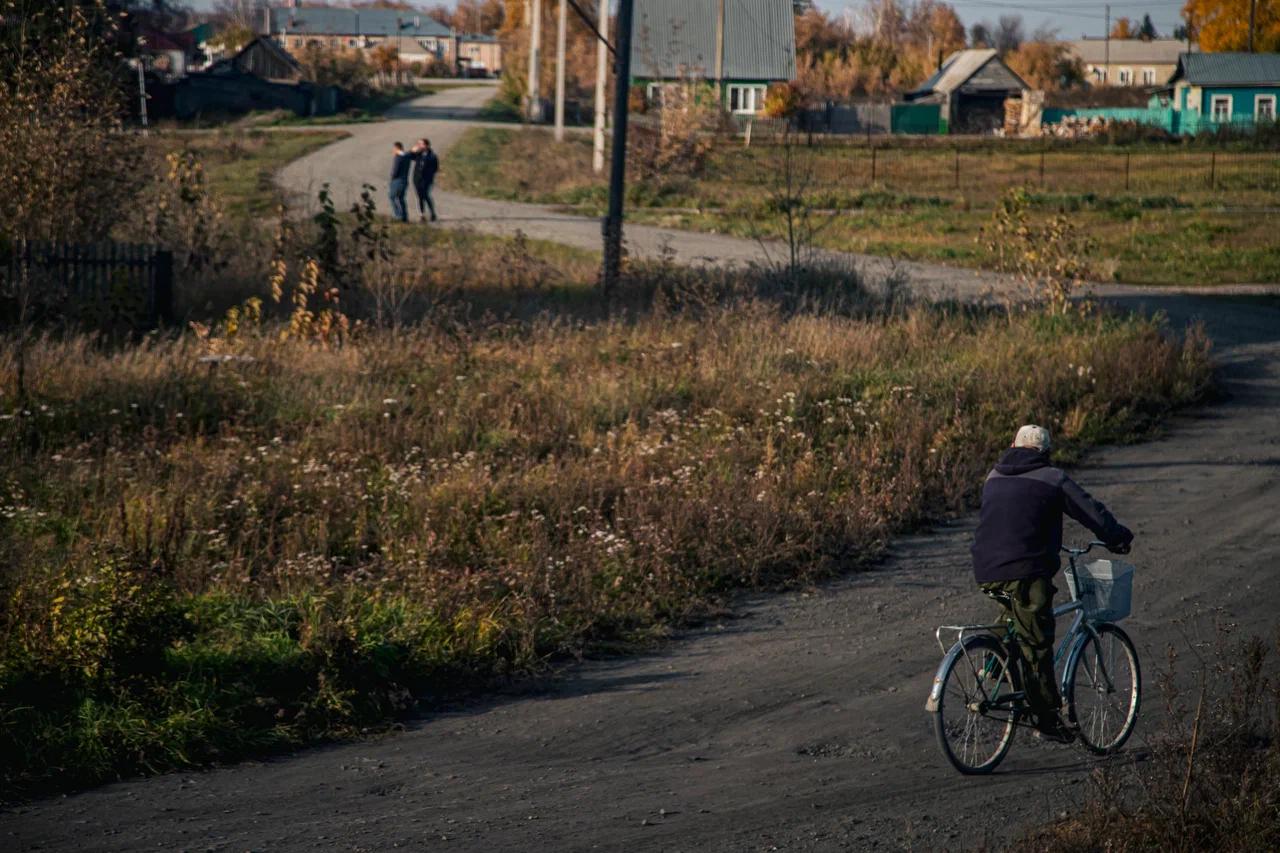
left=1066, top=559, right=1135, bottom=622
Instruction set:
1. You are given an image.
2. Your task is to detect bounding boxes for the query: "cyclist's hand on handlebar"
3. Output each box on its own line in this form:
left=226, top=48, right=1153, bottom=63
left=1108, top=541, right=1131, bottom=555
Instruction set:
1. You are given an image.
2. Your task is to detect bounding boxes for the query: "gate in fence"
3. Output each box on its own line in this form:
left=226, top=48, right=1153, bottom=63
left=0, top=240, right=174, bottom=330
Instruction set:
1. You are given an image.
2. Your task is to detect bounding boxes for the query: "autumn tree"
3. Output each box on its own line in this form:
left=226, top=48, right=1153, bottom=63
left=994, top=14, right=1024, bottom=52
left=370, top=43, right=402, bottom=85
left=214, top=21, right=258, bottom=52
left=1007, top=39, right=1085, bottom=90
left=1110, top=17, right=1135, bottom=38
left=496, top=0, right=604, bottom=114
left=1182, top=0, right=1280, bottom=51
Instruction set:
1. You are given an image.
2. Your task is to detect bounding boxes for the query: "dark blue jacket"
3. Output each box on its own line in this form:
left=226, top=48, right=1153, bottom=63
left=412, top=149, right=438, bottom=188
left=389, top=151, right=412, bottom=182
left=971, top=447, right=1133, bottom=583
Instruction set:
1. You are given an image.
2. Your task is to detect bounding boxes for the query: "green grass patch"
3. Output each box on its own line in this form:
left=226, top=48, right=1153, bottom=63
left=440, top=126, right=1280, bottom=286
left=151, top=129, right=345, bottom=219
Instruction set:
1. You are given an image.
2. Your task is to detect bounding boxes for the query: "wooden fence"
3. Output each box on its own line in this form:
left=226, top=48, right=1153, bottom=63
left=1, top=240, right=174, bottom=329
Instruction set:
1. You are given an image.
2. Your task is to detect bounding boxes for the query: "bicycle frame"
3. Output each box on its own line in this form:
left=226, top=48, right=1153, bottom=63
left=926, top=542, right=1115, bottom=715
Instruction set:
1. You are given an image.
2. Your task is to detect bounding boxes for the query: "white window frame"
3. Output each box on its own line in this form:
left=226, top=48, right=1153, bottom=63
left=1141, top=68, right=1156, bottom=86
left=1211, top=95, right=1233, bottom=122
left=728, top=84, right=766, bottom=114
left=1256, top=94, right=1277, bottom=122
left=1117, top=67, right=1132, bottom=86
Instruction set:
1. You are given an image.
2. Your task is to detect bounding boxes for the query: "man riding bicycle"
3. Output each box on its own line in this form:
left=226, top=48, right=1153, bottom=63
left=970, top=425, right=1133, bottom=744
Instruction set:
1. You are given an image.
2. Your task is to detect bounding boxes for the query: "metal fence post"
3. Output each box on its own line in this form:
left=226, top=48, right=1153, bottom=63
left=1209, top=150, right=1217, bottom=189
left=1125, top=151, right=1131, bottom=191
left=870, top=146, right=876, bottom=185
left=953, top=148, right=960, bottom=190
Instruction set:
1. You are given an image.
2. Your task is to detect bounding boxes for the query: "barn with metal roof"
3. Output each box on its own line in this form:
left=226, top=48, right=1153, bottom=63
left=903, top=49, right=1029, bottom=134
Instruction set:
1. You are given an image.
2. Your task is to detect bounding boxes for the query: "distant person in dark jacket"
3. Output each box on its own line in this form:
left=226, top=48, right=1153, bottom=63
left=388, top=141, right=412, bottom=222
left=410, top=138, right=439, bottom=222
left=971, top=424, right=1133, bottom=744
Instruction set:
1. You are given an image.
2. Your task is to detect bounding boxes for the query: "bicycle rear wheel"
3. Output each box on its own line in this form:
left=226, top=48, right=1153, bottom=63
left=1065, top=623, right=1141, bottom=754
left=932, top=634, right=1019, bottom=774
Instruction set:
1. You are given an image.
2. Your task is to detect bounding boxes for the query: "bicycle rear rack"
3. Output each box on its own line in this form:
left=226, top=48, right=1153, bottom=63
left=934, top=623, right=1007, bottom=655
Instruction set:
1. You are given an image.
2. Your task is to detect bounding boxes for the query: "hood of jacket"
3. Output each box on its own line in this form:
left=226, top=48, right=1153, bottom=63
left=993, top=446, right=1051, bottom=475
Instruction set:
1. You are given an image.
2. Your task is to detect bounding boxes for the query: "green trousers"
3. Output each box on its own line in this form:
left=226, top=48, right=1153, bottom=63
left=980, top=577, right=1060, bottom=717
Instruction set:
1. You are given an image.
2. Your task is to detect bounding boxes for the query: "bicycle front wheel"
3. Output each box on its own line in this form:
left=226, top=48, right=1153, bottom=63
left=1065, top=623, right=1141, bottom=754
left=932, top=634, right=1019, bottom=774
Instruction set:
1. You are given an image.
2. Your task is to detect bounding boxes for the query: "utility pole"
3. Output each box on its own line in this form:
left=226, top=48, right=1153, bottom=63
left=528, top=0, right=542, bottom=121
left=1104, top=5, right=1110, bottom=85
left=713, top=0, right=725, bottom=101
left=555, top=0, right=567, bottom=140
left=134, top=58, right=148, bottom=133
left=601, top=0, right=633, bottom=295
left=592, top=0, right=609, bottom=173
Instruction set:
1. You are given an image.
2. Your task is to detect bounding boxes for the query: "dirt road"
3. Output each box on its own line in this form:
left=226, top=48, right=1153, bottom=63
left=6, top=302, right=1279, bottom=852
left=5, top=93, right=1279, bottom=852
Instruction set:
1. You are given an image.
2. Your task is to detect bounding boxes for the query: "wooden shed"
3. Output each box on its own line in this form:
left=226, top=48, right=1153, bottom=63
left=208, top=37, right=302, bottom=83
left=903, top=49, right=1029, bottom=134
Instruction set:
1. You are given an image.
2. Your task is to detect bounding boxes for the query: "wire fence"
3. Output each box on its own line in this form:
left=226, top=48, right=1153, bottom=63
left=729, top=144, right=1280, bottom=201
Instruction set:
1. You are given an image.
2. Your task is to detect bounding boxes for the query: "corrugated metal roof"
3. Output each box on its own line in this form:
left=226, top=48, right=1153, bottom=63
left=630, top=0, right=795, bottom=81
left=269, top=7, right=451, bottom=39
left=1174, top=51, right=1280, bottom=86
left=931, top=49, right=998, bottom=94
left=1067, top=39, right=1190, bottom=65
left=908, top=49, right=1025, bottom=96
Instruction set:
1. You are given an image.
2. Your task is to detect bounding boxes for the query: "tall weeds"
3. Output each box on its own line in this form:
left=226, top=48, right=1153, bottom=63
left=0, top=276, right=1214, bottom=795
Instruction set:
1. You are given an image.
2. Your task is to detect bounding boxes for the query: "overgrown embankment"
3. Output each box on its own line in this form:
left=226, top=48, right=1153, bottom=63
left=0, top=269, right=1213, bottom=795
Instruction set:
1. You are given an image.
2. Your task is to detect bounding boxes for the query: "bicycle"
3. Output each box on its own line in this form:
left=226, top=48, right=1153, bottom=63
left=925, top=541, right=1142, bottom=775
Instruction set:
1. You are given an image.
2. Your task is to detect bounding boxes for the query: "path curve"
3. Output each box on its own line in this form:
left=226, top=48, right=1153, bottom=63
left=6, top=91, right=1280, bottom=853
left=278, top=88, right=1280, bottom=302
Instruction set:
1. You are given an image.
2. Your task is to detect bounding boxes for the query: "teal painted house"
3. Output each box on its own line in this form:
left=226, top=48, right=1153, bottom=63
left=1153, top=52, right=1280, bottom=132
left=630, top=0, right=796, bottom=115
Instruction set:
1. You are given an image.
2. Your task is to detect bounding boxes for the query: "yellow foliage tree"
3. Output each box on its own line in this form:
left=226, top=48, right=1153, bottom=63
left=1007, top=40, right=1086, bottom=91
left=1110, top=17, right=1135, bottom=38
left=1182, top=0, right=1280, bottom=51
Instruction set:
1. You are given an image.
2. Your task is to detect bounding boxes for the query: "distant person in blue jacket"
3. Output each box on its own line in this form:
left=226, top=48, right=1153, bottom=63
left=410, top=138, right=439, bottom=223
left=971, top=425, right=1134, bottom=744
left=388, top=141, right=412, bottom=222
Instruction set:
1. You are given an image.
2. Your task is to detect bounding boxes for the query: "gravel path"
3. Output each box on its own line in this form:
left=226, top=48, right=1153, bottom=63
left=5, top=92, right=1279, bottom=853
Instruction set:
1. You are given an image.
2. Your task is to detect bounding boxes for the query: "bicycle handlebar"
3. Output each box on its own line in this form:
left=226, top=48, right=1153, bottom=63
left=1062, top=540, right=1108, bottom=557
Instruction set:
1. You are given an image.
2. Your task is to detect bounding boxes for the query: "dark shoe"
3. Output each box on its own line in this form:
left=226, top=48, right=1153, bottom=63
left=1032, top=714, right=1077, bottom=744
left=430, top=214, right=438, bottom=222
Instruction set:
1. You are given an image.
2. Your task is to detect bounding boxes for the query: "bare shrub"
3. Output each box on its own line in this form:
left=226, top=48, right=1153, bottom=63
left=629, top=75, right=730, bottom=184
left=981, top=187, right=1097, bottom=314
left=0, top=0, right=147, bottom=244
